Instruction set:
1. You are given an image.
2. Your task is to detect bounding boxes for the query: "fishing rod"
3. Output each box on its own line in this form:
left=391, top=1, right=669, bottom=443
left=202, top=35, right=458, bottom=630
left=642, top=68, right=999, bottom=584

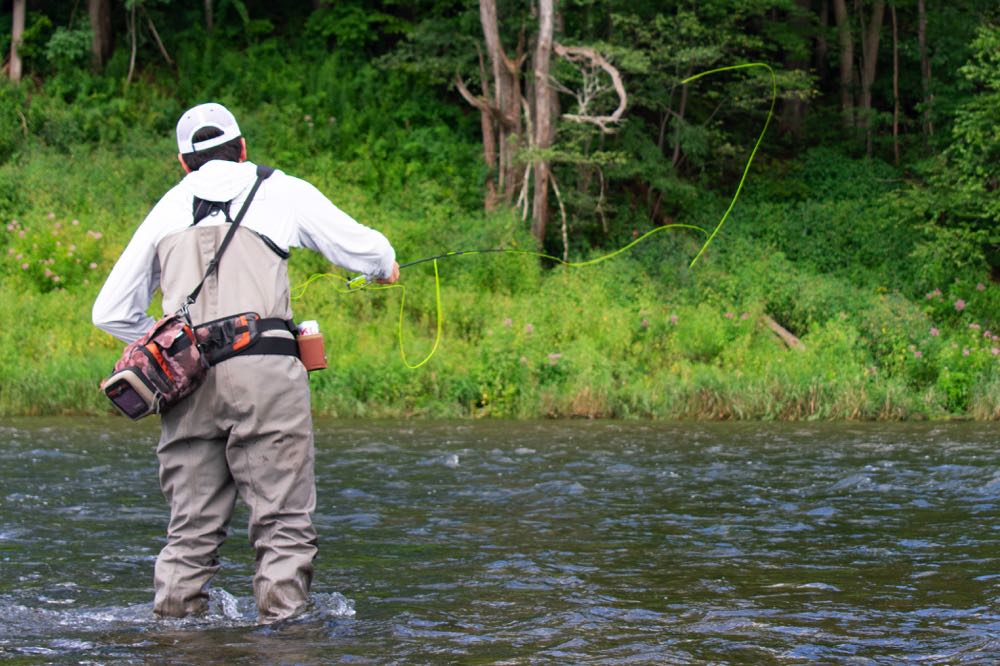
left=293, top=62, right=777, bottom=368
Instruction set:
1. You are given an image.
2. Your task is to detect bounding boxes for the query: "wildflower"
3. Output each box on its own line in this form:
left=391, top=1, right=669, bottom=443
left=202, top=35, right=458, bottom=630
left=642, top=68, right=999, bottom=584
left=929, top=327, right=939, bottom=337
left=524, top=323, right=535, bottom=334
left=43, top=268, right=53, bottom=278
left=977, top=283, right=986, bottom=291
left=20, top=262, right=28, bottom=270
left=503, top=317, right=512, bottom=328
left=547, top=352, right=562, bottom=365
left=724, top=312, right=735, bottom=319
left=47, top=212, right=55, bottom=220
left=970, top=323, right=981, bottom=331
left=520, top=355, right=529, bottom=365
left=963, top=348, right=970, bottom=357
left=740, top=312, right=750, bottom=320
left=53, top=222, right=61, bottom=230
left=88, top=262, right=97, bottom=269
left=985, top=331, right=993, bottom=339
left=86, top=230, right=103, bottom=240
left=71, top=219, right=79, bottom=226
left=954, top=299, right=966, bottom=311
left=51, top=275, right=60, bottom=283
left=913, top=350, right=923, bottom=358
left=640, top=318, right=649, bottom=329
left=18, top=230, right=24, bottom=238
left=992, top=348, right=999, bottom=356
left=926, top=288, right=941, bottom=299
left=6, top=247, right=12, bottom=255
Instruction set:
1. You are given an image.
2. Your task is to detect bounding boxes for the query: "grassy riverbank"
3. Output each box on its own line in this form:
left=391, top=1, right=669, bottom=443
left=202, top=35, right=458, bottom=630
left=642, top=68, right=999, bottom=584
left=0, top=22, right=997, bottom=421
left=1, top=130, right=997, bottom=420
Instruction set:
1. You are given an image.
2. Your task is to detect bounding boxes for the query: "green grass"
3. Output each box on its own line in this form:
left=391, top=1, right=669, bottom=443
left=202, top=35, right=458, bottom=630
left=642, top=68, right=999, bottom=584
left=0, top=83, right=997, bottom=421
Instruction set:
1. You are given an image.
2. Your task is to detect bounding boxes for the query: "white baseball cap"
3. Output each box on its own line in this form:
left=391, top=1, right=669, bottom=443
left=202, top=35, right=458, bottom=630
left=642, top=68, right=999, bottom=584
left=176, top=102, right=241, bottom=153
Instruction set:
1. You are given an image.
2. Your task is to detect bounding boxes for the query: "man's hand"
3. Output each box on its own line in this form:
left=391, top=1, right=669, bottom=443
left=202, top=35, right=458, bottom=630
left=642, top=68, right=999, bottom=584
left=375, top=262, right=400, bottom=284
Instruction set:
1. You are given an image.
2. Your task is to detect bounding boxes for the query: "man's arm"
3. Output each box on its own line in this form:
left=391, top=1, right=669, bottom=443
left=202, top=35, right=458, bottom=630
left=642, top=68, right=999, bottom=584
left=92, top=218, right=161, bottom=344
left=286, top=176, right=397, bottom=281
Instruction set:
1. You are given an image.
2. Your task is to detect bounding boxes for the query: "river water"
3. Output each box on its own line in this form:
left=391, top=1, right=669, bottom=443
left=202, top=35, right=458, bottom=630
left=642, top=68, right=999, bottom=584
left=1, top=418, right=998, bottom=664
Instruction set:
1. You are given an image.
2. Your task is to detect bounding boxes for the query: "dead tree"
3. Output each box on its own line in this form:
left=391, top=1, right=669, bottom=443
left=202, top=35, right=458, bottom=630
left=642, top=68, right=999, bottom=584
left=10, top=0, right=25, bottom=83
left=458, top=1, right=626, bottom=246
left=530, top=0, right=556, bottom=242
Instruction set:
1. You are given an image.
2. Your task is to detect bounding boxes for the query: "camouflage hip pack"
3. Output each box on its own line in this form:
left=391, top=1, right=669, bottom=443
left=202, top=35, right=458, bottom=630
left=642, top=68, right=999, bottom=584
left=101, top=313, right=206, bottom=419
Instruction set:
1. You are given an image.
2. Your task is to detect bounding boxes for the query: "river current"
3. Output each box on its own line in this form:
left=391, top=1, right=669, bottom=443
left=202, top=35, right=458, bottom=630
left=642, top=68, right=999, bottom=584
left=1, top=418, right=998, bottom=664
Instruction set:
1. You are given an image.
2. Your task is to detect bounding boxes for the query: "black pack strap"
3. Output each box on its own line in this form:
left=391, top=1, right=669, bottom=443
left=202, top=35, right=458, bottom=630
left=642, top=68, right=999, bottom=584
left=234, top=336, right=299, bottom=358
left=184, top=164, right=275, bottom=308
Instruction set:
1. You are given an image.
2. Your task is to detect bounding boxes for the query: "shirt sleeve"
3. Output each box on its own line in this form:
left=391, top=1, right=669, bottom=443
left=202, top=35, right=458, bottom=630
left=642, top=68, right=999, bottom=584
left=91, top=212, right=162, bottom=345
left=285, top=176, right=396, bottom=279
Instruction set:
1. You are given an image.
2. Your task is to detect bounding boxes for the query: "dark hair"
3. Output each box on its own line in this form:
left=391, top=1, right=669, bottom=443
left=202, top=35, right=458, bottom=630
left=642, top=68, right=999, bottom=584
left=180, top=126, right=243, bottom=171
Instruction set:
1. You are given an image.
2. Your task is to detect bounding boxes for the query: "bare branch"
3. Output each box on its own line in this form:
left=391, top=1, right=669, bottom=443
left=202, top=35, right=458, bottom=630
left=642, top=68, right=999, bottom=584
left=553, top=42, right=628, bottom=133
left=141, top=4, right=174, bottom=66
left=455, top=74, right=494, bottom=115
left=550, top=171, right=569, bottom=263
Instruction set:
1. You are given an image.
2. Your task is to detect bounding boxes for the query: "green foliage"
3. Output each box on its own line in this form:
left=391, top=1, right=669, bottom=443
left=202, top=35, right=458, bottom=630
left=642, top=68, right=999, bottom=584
left=0, top=0, right=997, bottom=421
left=45, top=26, right=92, bottom=69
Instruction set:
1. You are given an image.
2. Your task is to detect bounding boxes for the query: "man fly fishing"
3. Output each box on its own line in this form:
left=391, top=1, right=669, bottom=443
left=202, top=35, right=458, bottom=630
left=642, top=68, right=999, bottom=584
left=92, top=102, right=399, bottom=623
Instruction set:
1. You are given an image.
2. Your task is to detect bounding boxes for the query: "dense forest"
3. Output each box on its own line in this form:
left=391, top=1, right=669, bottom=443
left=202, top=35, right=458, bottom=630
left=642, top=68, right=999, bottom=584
left=0, top=1, right=997, bottom=419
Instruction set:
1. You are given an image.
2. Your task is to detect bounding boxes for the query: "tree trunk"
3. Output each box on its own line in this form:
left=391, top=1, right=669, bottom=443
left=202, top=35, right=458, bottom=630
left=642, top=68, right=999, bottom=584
left=891, top=4, right=900, bottom=165
left=530, top=0, right=556, bottom=244
left=917, top=0, right=933, bottom=144
left=780, top=0, right=812, bottom=138
left=89, top=0, right=113, bottom=68
left=858, top=0, right=885, bottom=156
left=816, top=0, right=830, bottom=82
left=671, top=82, right=688, bottom=168
left=479, top=0, right=525, bottom=204
left=832, top=0, right=854, bottom=128
left=205, top=0, right=214, bottom=31
left=10, top=0, right=25, bottom=83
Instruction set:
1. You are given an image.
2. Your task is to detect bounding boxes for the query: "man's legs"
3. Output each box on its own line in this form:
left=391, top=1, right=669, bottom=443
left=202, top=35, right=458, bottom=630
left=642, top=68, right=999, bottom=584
left=153, top=434, right=236, bottom=617
left=224, top=355, right=317, bottom=623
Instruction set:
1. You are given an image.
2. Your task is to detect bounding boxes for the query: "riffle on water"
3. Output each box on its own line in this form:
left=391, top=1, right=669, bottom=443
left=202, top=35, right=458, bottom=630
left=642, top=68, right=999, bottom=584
left=1, top=418, right=999, bottom=664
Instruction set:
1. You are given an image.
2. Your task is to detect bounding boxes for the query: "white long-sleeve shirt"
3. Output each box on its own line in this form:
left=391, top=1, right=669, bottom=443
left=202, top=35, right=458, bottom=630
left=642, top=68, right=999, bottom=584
left=92, top=160, right=396, bottom=344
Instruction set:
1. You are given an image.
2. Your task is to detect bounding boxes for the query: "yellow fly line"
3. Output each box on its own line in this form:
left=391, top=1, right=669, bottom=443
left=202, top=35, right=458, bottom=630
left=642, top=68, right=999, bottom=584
left=291, top=62, right=777, bottom=369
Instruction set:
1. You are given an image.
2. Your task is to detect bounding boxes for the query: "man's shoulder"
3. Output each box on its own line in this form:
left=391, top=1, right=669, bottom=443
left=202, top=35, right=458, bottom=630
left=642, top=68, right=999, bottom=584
left=258, top=167, right=326, bottom=200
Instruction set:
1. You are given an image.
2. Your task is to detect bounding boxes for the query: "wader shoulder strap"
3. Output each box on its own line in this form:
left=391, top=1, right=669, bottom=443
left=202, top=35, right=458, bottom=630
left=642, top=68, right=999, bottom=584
left=184, top=164, right=275, bottom=308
